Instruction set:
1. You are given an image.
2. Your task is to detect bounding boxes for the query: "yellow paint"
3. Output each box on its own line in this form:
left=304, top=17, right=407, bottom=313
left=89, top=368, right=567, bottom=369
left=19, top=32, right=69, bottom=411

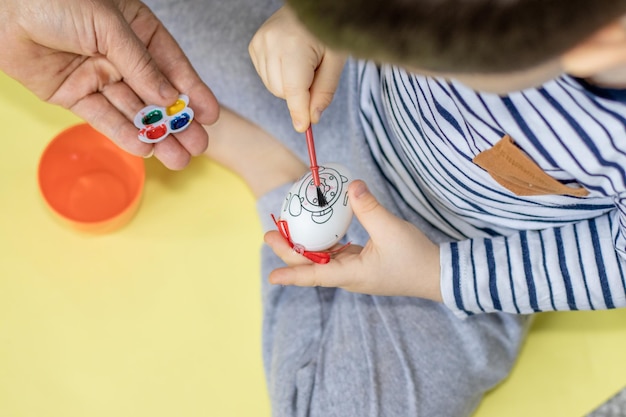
left=166, top=99, right=185, bottom=116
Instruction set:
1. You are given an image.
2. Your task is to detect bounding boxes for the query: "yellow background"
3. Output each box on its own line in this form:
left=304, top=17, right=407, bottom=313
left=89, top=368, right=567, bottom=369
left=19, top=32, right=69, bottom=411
left=1, top=71, right=625, bottom=417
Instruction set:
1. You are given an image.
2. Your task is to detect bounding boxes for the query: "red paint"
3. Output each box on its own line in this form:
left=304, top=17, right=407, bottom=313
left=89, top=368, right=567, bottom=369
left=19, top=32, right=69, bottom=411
left=147, top=124, right=167, bottom=140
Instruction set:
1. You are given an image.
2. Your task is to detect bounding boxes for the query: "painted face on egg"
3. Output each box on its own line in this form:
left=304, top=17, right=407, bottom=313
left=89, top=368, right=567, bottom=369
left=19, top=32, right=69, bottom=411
left=279, top=163, right=353, bottom=252
left=297, top=165, right=348, bottom=223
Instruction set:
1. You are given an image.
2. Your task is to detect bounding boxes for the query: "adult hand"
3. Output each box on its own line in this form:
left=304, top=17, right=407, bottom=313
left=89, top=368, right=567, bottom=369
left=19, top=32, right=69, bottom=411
left=0, top=0, right=219, bottom=169
left=264, top=180, right=444, bottom=301
left=249, top=6, right=346, bottom=132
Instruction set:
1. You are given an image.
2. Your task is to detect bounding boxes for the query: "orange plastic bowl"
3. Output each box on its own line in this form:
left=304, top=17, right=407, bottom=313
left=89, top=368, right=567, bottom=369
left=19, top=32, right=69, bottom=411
left=38, top=123, right=145, bottom=233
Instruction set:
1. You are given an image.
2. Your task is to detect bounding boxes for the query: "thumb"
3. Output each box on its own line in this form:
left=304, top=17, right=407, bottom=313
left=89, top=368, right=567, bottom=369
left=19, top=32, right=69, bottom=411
left=349, top=180, right=399, bottom=240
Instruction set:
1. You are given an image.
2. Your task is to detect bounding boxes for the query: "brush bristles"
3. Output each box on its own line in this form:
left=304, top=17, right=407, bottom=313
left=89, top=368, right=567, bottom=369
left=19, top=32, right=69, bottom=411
left=316, top=187, right=328, bottom=207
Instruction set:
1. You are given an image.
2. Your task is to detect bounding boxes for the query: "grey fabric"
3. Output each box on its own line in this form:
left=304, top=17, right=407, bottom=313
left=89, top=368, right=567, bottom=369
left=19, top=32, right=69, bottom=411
left=146, top=0, right=530, bottom=415
left=587, top=386, right=626, bottom=417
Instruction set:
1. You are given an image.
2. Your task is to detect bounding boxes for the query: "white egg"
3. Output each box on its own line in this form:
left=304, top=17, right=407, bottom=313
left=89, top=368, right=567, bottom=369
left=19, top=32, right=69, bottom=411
left=278, top=163, right=353, bottom=252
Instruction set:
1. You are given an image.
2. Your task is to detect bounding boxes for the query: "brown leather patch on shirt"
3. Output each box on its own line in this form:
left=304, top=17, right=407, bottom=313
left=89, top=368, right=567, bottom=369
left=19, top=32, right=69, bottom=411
left=473, top=135, right=589, bottom=197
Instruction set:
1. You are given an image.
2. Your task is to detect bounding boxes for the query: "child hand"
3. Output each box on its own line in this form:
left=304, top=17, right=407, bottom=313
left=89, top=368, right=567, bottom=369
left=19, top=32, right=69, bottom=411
left=0, top=0, right=219, bottom=170
left=264, top=180, right=444, bottom=301
left=249, top=6, right=346, bottom=132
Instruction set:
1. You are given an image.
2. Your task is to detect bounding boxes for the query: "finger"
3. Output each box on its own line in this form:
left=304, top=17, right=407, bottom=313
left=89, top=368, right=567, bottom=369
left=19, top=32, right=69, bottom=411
left=248, top=42, right=265, bottom=85
left=108, top=5, right=218, bottom=128
left=348, top=180, right=401, bottom=240
left=100, top=81, right=156, bottom=157
left=70, top=92, right=153, bottom=158
left=255, top=56, right=273, bottom=95
left=280, top=55, right=315, bottom=132
left=269, top=264, right=322, bottom=287
left=141, top=18, right=220, bottom=126
left=264, top=231, right=314, bottom=266
left=98, top=83, right=194, bottom=168
left=248, top=37, right=272, bottom=93
left=41, top=46, right=156, bottom=158
left=265, top=229, right=364, bottom=289
left=102, top=9, right=180, bottom=107
left=170, top=121, right=209, bottom=156
left=265, top=56, right=286, bottom=98
left=101, top=78, right=207, bottom=164
left=101, top=80, right=145, bottom=120
left=99, top=79, right=204, bottom=165
left=268, top=254, right=358, bottom=288
left=309, top=51, right=345, bottom=124
left=152, top=136, right=192, bottom=170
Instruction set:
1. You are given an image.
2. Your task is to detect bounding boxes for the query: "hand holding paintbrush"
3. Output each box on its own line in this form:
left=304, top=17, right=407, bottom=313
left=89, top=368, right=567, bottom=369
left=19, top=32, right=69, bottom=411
left=305, top=125, right=328, bottom=207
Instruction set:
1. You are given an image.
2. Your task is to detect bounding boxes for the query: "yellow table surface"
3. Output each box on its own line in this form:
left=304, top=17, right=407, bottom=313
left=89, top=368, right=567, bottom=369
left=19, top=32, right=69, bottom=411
left=1, top=71, right=625, bottom=417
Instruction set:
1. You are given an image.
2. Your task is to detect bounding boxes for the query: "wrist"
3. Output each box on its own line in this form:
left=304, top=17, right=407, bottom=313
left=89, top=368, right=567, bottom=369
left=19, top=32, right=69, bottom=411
left=422, top=243, right=443, bottom=302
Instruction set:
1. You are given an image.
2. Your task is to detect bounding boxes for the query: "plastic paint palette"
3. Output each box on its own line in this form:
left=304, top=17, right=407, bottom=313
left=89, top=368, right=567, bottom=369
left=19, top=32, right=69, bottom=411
left=38, top=123, right=145, bottom=233
left=134, top=94, right=194, bottom=143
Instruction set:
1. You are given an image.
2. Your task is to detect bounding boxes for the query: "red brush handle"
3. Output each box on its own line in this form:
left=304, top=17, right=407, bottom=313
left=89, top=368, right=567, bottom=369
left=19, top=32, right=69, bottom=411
left=305, top=126, right=321, bottom=187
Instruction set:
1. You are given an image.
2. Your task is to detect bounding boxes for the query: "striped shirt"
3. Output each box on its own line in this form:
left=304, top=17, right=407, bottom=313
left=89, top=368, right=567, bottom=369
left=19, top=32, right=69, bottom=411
left=358, top=61, right=626, bottom=318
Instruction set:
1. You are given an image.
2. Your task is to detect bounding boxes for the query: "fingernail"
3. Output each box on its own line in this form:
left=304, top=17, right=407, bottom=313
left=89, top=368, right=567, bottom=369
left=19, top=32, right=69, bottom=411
left=269, top=273, right=284, bottom=285
left=143, top=148, right=155, bottom=159
left=313, top=108, right=323, bottom=123
left=293, top=120, right=305, bottom=132
left=352, top=181, right=368, bottom=199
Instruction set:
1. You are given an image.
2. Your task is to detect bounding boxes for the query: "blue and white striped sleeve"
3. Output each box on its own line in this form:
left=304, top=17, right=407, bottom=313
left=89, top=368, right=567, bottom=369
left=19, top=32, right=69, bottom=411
left=440, top=207, right=626, bottom=318
left=439, top=79, right=626, bottom=318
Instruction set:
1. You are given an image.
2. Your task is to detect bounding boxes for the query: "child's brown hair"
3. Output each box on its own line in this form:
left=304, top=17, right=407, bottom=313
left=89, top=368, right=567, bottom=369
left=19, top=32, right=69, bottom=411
left=286, top=0, right=626, bottom=73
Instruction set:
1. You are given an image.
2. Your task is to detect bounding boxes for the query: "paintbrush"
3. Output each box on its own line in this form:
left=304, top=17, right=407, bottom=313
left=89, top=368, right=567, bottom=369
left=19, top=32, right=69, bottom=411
left=305, top=125, right=328, bottom=207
